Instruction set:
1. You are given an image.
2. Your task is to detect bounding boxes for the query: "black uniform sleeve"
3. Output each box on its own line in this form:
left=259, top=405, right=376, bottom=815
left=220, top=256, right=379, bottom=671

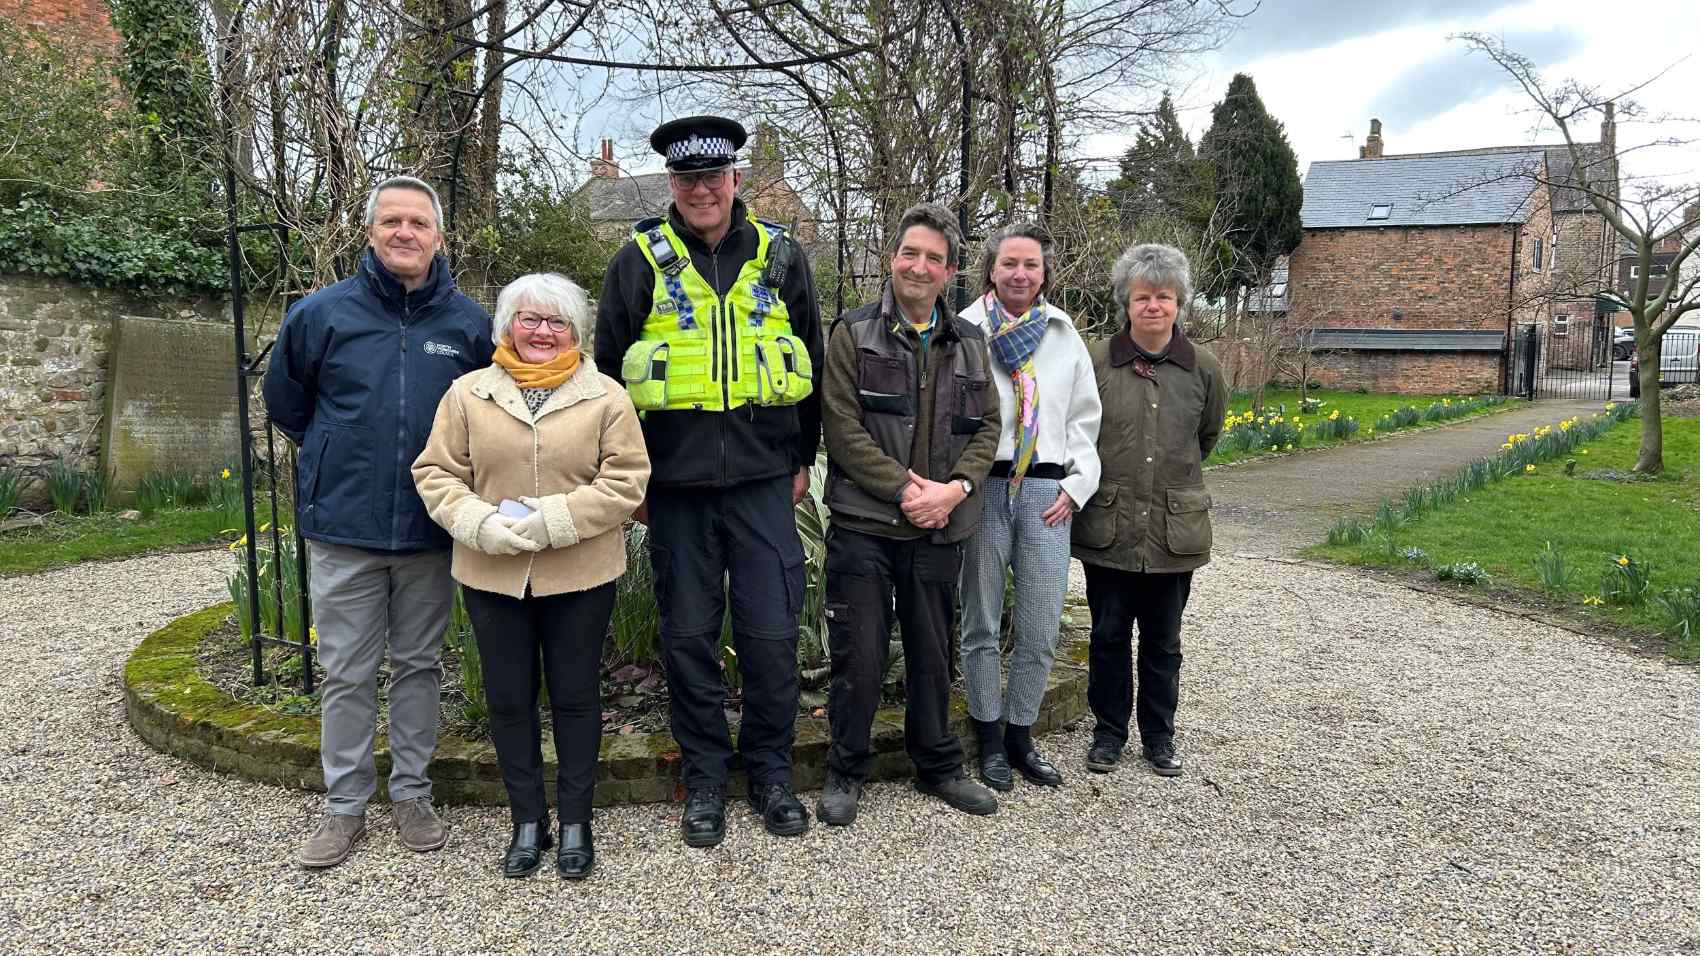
left=782, top=237, right=824, bottom=469
left=593, top=242, right=649, bottom=382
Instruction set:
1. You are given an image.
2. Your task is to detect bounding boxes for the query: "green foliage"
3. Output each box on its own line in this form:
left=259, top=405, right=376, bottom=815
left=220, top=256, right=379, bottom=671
left=1534, top=541, right=1573, bottom=594
left=106, top=0, right=216, bottom=171
left=1435, top=561, right=1490, bottom=586
left=1399, top=546, right=1429, bottom=565
left=1196, top=74, right=1303, bottom=299
left=1601, top=553, right=1654, bottom=607
left=1108, top=95, right=1213, bottom=232
left=1326, top=517, right=1368, bottom=546
left=1653, top=585, right=1700, bottom=652
left=226, top=521, right=309, bottom=648
left=47, top=462, right=84, bottom=515
left=478, top=158, right=621, bottom=296
left=447, top=588, right=487, bottom=728
left=83, top=469, right=113, bottom=514
left=0, top=467, right=22, bottom=518
left=610, top=524, right=662, bottom=666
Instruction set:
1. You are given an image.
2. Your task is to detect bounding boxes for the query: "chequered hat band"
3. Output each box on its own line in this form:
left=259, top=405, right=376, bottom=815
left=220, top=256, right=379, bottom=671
left=667, top=135, right=734, bottom=161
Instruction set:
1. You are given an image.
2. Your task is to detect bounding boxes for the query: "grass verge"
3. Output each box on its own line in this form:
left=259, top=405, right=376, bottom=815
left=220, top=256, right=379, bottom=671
left=1307, top=406, right=1700, bottom=657
left=0, top=506, right=263, bottom=576
left=1206, top=389, right=1520, bottom=467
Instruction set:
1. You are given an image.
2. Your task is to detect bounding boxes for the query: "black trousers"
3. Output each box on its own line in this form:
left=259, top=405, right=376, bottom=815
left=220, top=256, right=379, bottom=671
left=461, top=583, right=615, bottom=824
left=647, top=475, right=805, bottom=789
left=1081, top=563, right=1192, bottom=749
left=824, top=527, right=965, bottom=784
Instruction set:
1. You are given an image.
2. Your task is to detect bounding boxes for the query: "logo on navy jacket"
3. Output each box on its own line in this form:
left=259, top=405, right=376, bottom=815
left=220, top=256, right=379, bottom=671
left=422, top=340, right=461, bottom=358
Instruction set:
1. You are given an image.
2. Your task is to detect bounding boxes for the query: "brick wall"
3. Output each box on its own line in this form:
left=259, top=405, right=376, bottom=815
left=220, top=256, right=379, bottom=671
left=1308, top=350, right=1502, bottom=395
left=1288, top=223, right=1517, bottom=332
left=0, top=0, right=120, bottom=46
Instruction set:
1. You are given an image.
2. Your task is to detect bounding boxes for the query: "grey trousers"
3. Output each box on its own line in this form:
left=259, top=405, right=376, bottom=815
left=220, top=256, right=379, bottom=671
left=958, top=476, right=1072, bottom=726
left=308, top=540, right=453, bottom=815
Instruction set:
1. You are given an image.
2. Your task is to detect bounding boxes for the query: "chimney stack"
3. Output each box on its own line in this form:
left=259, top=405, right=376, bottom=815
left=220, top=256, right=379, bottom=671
left=1601, top=101, right=1617, bottom=155
left=590, top=138, right=618, bottom=179
left=1359, top=118, right=1384, bottom=159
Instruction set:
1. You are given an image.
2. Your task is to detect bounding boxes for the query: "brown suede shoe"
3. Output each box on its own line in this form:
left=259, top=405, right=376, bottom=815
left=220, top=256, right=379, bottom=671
left=296, top=813, right=366, bottom=869
left=391, top=797, right=448, bottom=852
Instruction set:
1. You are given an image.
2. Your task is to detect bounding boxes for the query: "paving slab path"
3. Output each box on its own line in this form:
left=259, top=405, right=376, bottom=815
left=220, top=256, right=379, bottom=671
left=1207, top=398, right=1604, bottom=556
left=2, top=398, right=1697, bottom=954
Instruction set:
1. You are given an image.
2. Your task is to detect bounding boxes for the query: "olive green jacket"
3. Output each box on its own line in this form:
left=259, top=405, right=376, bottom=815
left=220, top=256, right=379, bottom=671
left=1070, top=326, right=1227, bottom=574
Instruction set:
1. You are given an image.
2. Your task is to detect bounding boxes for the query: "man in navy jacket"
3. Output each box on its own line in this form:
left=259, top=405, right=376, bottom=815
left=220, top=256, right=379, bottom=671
left=263, top=176, right=493, bottom=868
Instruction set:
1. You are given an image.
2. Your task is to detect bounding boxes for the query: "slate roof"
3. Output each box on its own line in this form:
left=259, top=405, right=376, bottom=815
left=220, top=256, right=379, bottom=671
left=1301, top=149, right=1545, bottom=229
left=575, top=170, right=673, bottom=221
left=1300, top=328, right=1507, bottom=352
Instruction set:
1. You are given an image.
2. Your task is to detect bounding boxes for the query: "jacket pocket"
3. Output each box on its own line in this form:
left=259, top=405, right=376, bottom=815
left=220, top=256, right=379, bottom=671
left=305, top=421, right=379, bottom=540
left=1071, top=481, right=1117, bottom=550
left=1164, top=484, right=1212, bottom=556
left=951, top=374, right=989, bottom=434
left=857, top=352, right=912, bottom=416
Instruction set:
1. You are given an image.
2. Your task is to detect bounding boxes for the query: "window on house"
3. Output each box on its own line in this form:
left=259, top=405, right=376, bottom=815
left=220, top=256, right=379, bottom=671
left=1368, top=203, right=1393, bottom=220
left=1270, top=282, right=1288, bottom=298
left=1550, top=229, right=1558, bottom=269
left=1630, top=263, right=1669, bottom=279
left=1531, top=238, right=1544, bottom=273
left=1552, top=313, right=1569, bottom=337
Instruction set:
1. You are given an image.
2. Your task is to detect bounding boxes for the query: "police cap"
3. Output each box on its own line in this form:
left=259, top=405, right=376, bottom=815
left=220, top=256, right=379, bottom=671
left=650, top=115, right=747, bottom=172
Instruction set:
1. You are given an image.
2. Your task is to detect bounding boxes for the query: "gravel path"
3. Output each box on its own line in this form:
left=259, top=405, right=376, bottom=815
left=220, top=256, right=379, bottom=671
left=3, top=545, right=1698, bottom=954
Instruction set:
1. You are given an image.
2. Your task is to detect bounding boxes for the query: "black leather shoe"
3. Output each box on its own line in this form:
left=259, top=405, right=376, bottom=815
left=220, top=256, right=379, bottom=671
left=914, top=773, right=998, bottom=815
left=1085, top=741, right=1122, bottom=774
left=1010, top=747, right=1063, bottom=787
left=748, top=782, right=810, bottom=837
left=1142, top=739, right=1183, bottom=777
left=502, top=817, right=553, bottom=879
left=977, top=751, right=1014, bottom=792
left=816, top=770, right=863, bottom=827
left=680, top=786, right=726, bottom=848
left=556, top=821, right=594, bottom=880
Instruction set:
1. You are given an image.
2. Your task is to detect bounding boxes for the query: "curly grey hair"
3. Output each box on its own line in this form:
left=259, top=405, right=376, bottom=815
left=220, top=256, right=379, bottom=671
left=363, top=176, right=444, bottom=230
left=978, top=222, right=1054, bottom=298
left=492, top=273, right=592, bottom=348
left=1111, top=243, right=1192, bottom=318
left=890, top=202, right=962, bottom=267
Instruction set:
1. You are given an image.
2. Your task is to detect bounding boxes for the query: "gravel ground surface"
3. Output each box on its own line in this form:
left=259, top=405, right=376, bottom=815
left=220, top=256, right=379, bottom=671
left=3, top=545, right=1698, bottom=954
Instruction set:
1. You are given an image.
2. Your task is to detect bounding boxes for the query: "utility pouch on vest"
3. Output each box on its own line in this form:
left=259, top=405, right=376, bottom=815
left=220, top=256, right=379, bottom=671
left=621, top=340, right=671, bottom=410
left=753, top=334, right=813, bottom=406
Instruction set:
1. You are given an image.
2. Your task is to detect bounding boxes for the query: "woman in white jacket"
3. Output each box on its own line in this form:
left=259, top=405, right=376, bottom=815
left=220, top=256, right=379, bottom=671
left=958, top=223, right=1102, bottom=791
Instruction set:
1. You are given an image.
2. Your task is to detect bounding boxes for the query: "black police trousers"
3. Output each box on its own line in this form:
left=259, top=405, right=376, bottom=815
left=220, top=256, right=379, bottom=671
left=1082, top=562, right=1193, bottom=748
left=823, top=527, right=966, bottom=785
left=647, top=474, right=804, bottom=790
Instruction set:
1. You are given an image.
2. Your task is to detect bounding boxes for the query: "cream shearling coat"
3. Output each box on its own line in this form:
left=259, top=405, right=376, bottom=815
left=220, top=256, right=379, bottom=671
left=957, top=297, right=1103, bottom=508
left=412, top=361, right=649, bottom=598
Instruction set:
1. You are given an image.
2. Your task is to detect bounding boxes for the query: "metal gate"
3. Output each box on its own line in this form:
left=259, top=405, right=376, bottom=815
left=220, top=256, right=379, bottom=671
left=1509, top=323, right=1629, bottom=400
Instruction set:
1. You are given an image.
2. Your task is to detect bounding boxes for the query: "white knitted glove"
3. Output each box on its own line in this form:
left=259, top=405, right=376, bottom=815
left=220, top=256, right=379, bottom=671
left=475, top=513, right=542, bottom=556
left=511, top=503, right=551, bottom=550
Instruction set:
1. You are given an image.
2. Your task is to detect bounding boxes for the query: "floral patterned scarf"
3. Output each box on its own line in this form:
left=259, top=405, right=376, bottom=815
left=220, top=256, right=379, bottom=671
left=983, top=291, right=1048, bottom=500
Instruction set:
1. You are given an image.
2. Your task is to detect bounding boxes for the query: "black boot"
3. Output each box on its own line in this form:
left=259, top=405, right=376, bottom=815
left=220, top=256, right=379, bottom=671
left=502, top=815, right=553, bottom=879
left=556, top=821, right=594, bottom=880
left=680, top=786, right=727, bottom=848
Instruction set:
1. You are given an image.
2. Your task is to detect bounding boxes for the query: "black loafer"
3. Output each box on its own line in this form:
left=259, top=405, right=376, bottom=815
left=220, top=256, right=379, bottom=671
left=502, top=817, right=553, bottom=878
left=556, top=821, right=594, bottom=880
left=1142, top=739, right=1183, bottom=777
left=914, top=773, right=998, bottom=815
left=977, top=751, right=1015, bottom=792
left=1010, top=748, right=1063, bottom=787
left=748, top=782, right=810, bottom=837
left=1085, top=741, right=1122, bottom=774
left=680, top=786, right=726, bottom=848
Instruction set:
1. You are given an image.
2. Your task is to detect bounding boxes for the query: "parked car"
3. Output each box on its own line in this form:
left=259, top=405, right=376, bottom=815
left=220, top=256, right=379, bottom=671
left=1628, top=319, right=1700, bottom=397
left=1612, top=327, right=1636, bottom=361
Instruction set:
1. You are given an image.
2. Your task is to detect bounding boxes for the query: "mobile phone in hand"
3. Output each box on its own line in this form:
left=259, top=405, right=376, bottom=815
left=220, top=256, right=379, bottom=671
left=498, top=498, right=533, bottom=519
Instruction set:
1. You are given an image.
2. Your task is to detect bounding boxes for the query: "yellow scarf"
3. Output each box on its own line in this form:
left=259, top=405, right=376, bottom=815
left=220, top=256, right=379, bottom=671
left=493, top=340, right=581, bottom=390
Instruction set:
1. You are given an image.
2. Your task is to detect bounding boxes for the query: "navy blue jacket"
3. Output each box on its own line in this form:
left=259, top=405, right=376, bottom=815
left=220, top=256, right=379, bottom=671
left=262, top=250, right=494, bottom=551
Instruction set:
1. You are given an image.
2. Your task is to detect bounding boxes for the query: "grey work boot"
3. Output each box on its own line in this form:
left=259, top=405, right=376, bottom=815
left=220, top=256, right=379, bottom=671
left=816, top=770, right=863, bottom=827
left=296, top=812, right=366, bottom=869
left=391, top=797, right=448, bottom=852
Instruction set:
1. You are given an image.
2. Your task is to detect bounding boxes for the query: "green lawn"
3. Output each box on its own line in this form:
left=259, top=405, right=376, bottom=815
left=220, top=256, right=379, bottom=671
left=1308, top=413, right=1700, bottom=652
left=0, top=505, right=265, bottom=576
left=1206, top=388, right=1519, bottom=466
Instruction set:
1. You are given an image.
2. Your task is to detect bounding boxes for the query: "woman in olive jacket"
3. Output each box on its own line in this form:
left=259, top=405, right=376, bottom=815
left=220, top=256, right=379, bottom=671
left=1071, top=244, right=1226, bottom=779
left=413, top=273, right=649, bottom=880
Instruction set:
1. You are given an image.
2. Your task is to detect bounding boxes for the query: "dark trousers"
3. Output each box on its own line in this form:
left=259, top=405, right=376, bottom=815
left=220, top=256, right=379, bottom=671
left=1082, top=563, right=1192, bottom=749
left=647, top=475, right=805, bottom=790
left=461, top=583, right=615, bottom=824
left=824, top=527, right=965, bottom=784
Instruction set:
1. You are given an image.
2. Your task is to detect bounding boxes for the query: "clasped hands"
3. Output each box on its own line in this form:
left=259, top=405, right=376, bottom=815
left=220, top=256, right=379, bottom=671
left=476, top=496, right=552, bottom=555
left=899, top=470, right=965, bottom=530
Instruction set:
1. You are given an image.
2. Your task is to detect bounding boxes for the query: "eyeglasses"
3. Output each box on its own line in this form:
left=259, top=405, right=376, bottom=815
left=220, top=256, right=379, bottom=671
left=669, top=169, right=729, bottom=191
left=515, top=312, right=570, bottom=333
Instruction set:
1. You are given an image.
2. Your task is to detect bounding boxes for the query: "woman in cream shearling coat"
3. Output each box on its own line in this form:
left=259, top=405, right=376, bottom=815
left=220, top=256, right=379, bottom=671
left=413, top=272, right=648, bottom=881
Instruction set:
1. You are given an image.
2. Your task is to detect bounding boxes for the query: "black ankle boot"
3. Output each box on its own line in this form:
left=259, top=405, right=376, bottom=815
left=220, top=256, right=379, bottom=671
left=556, top=821, right=594, bottom=880
left=502, top=815, right=553, bottom=879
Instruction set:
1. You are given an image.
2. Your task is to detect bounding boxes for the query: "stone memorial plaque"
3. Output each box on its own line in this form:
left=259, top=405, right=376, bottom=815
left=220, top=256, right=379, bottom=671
left=102, top=316, right=241, bottom=492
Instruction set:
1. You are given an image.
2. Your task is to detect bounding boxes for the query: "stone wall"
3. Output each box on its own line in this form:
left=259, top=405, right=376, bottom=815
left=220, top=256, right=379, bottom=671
left=0, top=275, right=233, bottom=507
left=1307, top=350, right=1502, bottom=395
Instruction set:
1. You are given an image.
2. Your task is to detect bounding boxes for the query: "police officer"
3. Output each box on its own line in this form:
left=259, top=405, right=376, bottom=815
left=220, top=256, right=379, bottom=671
left=593, top=116, right=823, bottom=847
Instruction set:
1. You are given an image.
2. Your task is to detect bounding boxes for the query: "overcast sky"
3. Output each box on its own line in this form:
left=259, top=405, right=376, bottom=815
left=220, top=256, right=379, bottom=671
left=1117, top=0, right=1700, bottom=193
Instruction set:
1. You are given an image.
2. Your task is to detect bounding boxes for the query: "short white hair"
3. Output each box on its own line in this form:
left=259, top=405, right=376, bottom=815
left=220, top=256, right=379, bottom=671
left=363, top=176, right=444, bottom=229
left=493, top=273, right=592, bottom=347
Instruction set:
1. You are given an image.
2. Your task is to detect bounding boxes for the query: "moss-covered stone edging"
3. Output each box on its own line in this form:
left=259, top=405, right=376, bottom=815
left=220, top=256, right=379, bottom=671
left=125, top=601, right=1091, bottom=807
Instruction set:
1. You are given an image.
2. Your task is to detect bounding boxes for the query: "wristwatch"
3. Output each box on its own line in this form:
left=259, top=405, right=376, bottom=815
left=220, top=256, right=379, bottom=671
left=956, top=478, right=974, bottom=497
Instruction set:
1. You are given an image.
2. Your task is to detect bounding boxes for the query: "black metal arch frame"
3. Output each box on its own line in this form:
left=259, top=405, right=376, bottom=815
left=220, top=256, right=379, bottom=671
left=226, top=0, right=985, bottom=692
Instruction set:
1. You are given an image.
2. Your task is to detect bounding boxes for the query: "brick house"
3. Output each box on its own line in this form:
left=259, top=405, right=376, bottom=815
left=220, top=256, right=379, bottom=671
left=1286, top=115, right=1621, bottom=393
left=573, top=128, right=819, bottom=247
left=0, top=0, right=120, bottom=45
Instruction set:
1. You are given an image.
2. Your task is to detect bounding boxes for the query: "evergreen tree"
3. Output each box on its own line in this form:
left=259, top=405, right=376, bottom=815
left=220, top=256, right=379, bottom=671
left=1108, top=95, right=1207, bottom=227
left=1197, top=73, right=1303, bottom=315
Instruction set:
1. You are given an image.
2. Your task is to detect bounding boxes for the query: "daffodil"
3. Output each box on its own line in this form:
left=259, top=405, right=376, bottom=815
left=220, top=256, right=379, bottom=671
left=308, top=626, right=318, bottom=646
left=1524, top=464, right=1536, bottom=474
left=221, top=468, right=232, bottom=480
left=1583, top=596, right=1604, bottom=606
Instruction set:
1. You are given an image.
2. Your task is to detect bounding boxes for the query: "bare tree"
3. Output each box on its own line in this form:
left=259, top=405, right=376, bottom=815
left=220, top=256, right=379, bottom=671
left=1460, top=33, right=1700, bottom=474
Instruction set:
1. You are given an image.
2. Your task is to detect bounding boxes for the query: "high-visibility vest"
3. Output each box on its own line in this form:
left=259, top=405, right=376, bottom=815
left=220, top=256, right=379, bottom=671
left=620, top=214, right=813, bottom=412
